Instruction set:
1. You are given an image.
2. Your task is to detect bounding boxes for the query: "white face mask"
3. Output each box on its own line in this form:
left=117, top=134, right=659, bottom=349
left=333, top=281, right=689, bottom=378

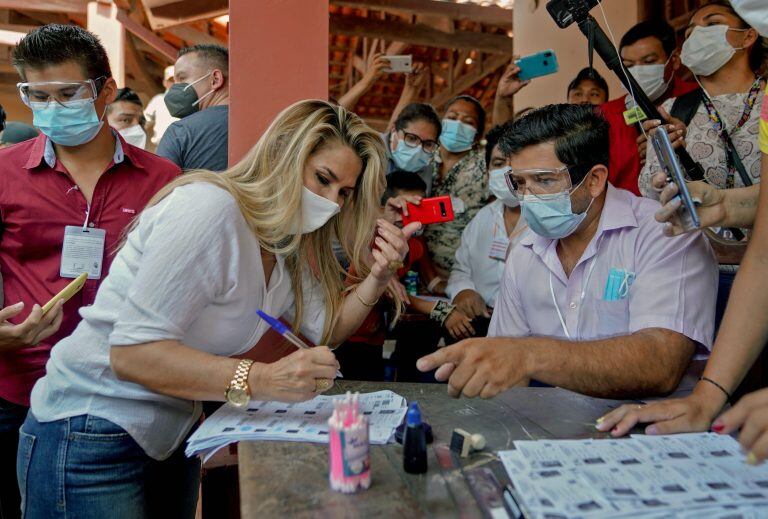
left=118, top=124, right=147, bottom=149
left=628, top=57, right=672, bottom=102
left=731, top=0, right=768, bottom=37
left=293, top=186, right=340, bottom=234
left=681, top=24, right=747, bottom=77
left=488, top=166, right=519, bottom=207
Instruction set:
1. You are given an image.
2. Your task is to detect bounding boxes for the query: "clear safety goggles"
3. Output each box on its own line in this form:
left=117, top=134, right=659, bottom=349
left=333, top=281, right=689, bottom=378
left=505, top=165, right=590, bottom=200
left=17, top=77, right=104, bottom=108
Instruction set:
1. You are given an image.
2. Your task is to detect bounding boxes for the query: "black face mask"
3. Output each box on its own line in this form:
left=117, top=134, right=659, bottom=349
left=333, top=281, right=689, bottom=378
left=163, top=72, right=213, bottom=118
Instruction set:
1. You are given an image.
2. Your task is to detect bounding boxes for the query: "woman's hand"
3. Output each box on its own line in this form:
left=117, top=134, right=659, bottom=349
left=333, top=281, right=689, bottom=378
left=362, top=53, right=389, bottom=86
left=250, top=346, right=340, bottom=402
left=496, top=62, right=530, bottom=100
left=404, top=62, right=429, bottom=93
left=444, top=308, right=475, bottom=340
left=651, top=172, right=726, bottom=236
left=0, top=301, right=64, bottom=353
left=595, top=387, right=726, bottom=437
left=637, top=107, right=687, bottom=166
left=384, top=195, right=422, bottom=225
left=370, top=219, right=421, bottom=284
left=715, top=388, right=768, bottom=464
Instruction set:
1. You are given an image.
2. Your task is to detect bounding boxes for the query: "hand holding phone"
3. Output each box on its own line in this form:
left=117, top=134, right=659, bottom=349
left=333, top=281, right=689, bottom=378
left=402, top=196, right=455, bottom=226
left=383, top=55, right=412, bottom=73
left=42, top=272, right=88, bottom=315
left=650, top=128, right=701, bottom=231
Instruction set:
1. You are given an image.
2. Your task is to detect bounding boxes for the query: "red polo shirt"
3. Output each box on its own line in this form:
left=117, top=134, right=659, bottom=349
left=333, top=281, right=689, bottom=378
left=0, top=133, right=179, bottom=405
left=600, top=77, right=698, bottom=195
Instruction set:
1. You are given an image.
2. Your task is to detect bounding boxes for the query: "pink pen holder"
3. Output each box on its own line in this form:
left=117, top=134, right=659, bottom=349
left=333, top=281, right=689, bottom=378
left=328, top=404, right=371, bottom=493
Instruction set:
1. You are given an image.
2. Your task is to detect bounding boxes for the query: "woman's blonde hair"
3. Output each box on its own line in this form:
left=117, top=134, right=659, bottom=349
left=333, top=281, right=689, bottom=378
left=139, top=99, right=387, bottom=344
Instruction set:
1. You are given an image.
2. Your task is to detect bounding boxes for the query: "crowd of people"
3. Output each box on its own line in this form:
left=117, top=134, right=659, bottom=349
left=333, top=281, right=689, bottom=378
left=0, top=0, right=766, bottom=517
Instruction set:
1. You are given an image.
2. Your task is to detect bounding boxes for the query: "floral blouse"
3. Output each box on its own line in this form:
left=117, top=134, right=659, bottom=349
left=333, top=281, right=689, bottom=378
left=424, top=147, right=488, bottom=273
left=640, top=85, right=764, bottom=197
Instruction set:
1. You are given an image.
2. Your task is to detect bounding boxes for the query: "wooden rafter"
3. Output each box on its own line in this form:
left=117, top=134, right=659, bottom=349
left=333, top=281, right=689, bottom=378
left=165, top=24, right=224, bottom=47
left=0, top=0, right=86, bottom=14
left=115, top=7, right=176, bottom=61
left=330, top=13, right=513, bottom=55
left=331, top=0, right=513, bottom=29
left=429, top=53, right=509, bottom=108
left=143, top=0, right=226, bottom=30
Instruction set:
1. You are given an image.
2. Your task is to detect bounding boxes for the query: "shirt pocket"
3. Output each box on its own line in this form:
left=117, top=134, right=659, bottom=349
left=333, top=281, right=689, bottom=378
left=583, top=298, right=630, bottom=340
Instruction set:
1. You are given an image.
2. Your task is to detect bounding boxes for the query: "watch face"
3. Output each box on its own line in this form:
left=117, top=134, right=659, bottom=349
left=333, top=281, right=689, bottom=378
left=227, top=388, right=249, bottom=408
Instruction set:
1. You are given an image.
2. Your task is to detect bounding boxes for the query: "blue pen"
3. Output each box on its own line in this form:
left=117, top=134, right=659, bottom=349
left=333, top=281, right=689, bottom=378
left=256, top=310, right=343, bottom=378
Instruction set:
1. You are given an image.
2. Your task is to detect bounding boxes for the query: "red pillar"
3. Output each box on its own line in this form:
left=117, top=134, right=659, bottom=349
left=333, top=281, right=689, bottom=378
left=228, top=0, right=329, bottom=165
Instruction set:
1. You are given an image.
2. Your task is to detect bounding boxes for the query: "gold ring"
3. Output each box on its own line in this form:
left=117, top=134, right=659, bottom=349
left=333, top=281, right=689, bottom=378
left=388, top=260, right=404, bottom=272
left=314, top=378, right=334, bottom=393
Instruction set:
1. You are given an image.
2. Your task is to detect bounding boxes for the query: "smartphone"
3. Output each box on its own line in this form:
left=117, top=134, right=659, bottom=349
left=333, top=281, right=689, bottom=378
left=383, top=55, right=412, bottom=73
left=402, top=196, right=455, bottom=226
left=515, top=50, right=559, bottom=81
left=42, top=272, right=87, bottom=315
left=650, top=128, right=701, bottom=230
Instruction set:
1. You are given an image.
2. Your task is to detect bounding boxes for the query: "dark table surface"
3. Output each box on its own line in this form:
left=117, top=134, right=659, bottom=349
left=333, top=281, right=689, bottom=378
left=237, top=380, right=650, bottom=518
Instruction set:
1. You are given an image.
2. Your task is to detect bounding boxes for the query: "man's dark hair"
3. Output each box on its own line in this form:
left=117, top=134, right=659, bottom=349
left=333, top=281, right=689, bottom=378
left=113, top=88, right=142, bottom=108
left=12, top=24, right=111, bottom=83
left=383, top=170, right=428, bottom=202
left=394, top=103, right=441, bottom=138
left=690, top=1, right=767, bottom=73
left=484, top=120, right=515, bottom=168
left=620, top=20, right=677, bottom=58
left=498, top=104, right=610, bottom=184
left=0, top=104, right=5, bottom=133
left=444, top=94, right=486, bottom=138
left=567, top=67, right=609, bottom=99
left=178, top=44, right=229, bottom=77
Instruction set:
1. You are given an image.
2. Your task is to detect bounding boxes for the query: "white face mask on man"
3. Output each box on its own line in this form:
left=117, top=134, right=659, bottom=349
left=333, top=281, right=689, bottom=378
left=681, top=24, right=748, bottom=77
left=628, top=56, right=673, bottom=102
left=118, top=124, right=147, bottom=149
left=292, top=187, right=340, bottom=234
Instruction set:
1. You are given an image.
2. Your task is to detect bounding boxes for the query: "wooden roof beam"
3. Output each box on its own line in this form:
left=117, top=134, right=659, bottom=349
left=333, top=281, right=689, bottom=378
left=330, top=13, right=512, bottom=55
left=0, top=0, right=86, bottom=14
left=428, top=53, right=508, bottom=108
left=331, top=0, right=513, bottom=29
left=143, top=0, right=226, bottom=30
left=165, top=24, right=225, bottom=47
left=114, top=6, right=176, bottom=62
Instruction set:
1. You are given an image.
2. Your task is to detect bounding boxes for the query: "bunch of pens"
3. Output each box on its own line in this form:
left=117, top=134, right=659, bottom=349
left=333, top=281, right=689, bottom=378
left=328, top=392, right=371, bottom=493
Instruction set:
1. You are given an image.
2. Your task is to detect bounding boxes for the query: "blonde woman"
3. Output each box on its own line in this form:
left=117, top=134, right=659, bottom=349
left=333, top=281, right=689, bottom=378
left=17, top=100, right=418, bottom=518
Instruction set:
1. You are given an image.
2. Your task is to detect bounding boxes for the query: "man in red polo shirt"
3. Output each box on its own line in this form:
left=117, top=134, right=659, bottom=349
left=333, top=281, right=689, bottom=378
left=0, top=24, right=179, bottom=517
left=600, top=20, right=698, bottom=195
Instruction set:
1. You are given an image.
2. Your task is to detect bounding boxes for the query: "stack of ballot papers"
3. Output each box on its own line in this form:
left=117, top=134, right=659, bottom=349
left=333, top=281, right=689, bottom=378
left=500, top=432, right=768, bottom=518
left=186, top=390, right=407, bottom=462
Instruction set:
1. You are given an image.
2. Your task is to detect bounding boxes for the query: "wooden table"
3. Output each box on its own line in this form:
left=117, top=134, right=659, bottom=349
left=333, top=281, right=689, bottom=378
left=238, top=381, right=638, bottom=518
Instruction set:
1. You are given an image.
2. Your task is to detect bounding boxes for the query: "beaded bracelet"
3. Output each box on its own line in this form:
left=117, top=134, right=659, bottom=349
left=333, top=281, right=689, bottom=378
left=429, top=300, right=455, bottom=327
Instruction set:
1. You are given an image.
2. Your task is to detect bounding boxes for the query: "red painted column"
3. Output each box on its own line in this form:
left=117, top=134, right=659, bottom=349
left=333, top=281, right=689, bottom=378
left=228, top=0, right=329, bottom=165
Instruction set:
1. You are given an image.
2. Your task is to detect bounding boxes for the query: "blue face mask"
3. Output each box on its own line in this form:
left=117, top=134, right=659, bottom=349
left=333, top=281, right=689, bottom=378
left=391, top=138, right=433, bottom=171
left=31, top=98, right=105, bottom=147
left=520, top=180, right=594, bottom=239
left=439, top=119, right=476, bottom=152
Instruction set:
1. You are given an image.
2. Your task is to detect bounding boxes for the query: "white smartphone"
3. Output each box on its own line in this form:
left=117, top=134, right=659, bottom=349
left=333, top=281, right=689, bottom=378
left=383, top=55, right=412, bottom=73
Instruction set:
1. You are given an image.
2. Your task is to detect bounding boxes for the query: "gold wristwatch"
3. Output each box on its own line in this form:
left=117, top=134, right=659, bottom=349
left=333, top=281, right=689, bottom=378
left=225, top=359, right=255, bottom=408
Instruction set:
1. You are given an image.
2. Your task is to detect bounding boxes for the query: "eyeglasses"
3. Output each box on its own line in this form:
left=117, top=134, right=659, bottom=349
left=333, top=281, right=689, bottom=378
left=505, top=165, right=589, bottom=200
left=399, top=130, right=439, bottom=154
left=17, top=77, right=105, bottom=109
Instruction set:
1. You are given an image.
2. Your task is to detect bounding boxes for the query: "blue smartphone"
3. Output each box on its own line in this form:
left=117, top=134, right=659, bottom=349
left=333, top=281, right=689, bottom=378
left=651, top=127, right=701, bottom=230
left=515, top=50, right=559, bottom=81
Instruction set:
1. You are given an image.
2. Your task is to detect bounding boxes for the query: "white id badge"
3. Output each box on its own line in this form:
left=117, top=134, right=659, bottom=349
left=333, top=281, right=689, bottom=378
left=60, top=226, right=106, bottom=279
left=488, top=234, right=510, bottom=261
left=450, top=196, right=466, bottom=214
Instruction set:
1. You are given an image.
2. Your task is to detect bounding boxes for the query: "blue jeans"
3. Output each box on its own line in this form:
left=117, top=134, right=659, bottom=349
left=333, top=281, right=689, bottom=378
left=17, top=414, right=200, bottom=519
left=0, top=398, right=28, bottom=519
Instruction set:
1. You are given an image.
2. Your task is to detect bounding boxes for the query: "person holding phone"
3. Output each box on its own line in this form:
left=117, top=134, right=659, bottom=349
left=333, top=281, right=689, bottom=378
left=0, top=25, right=180, bottom=518
left=19, top=99, right=416, bottom=517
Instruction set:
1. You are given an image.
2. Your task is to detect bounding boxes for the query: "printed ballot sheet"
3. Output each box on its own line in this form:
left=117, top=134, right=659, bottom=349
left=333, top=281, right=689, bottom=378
left=186, top=390, right=407, bottom=461
left=500, top=433, right=768, bottom=519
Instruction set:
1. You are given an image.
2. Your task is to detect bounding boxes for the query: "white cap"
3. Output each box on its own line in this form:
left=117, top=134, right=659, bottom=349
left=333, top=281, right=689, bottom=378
left=163, top=65, right=174, bottom=81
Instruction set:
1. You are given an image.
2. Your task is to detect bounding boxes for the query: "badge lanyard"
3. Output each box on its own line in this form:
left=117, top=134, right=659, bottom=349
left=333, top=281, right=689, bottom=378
left=548, top=236, right=604, bottom=340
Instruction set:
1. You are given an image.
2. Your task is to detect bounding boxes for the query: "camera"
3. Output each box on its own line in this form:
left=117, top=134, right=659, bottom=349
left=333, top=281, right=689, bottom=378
left=546, top=0, right=600, bottom=29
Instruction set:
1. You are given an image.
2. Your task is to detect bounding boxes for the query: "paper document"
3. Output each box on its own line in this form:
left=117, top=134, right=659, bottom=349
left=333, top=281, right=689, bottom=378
left=186, top=390, right=407, bottom=462
left=500, top=432, right=768, bottom=518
